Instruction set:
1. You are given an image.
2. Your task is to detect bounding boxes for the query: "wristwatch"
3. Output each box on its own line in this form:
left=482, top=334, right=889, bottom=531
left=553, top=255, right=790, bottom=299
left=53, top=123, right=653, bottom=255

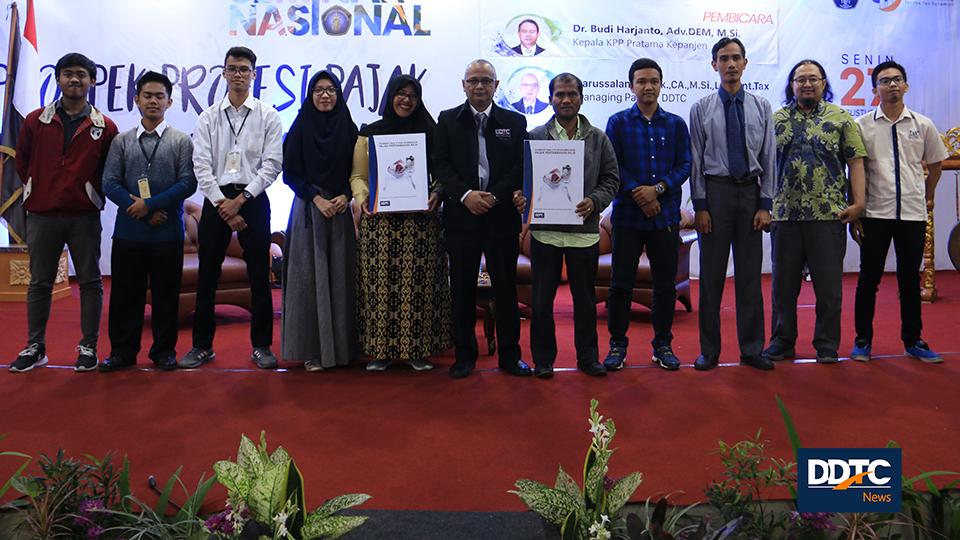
left=654, top=182, right=666, bottom=196
left=242, top=189, right=253, bottom=200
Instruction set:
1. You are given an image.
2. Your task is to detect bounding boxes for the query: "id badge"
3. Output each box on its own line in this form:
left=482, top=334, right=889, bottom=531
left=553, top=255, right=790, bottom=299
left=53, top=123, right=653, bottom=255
left=225, top=144, right=242, bottom=176
left=137, top=178, right=152, bottom=199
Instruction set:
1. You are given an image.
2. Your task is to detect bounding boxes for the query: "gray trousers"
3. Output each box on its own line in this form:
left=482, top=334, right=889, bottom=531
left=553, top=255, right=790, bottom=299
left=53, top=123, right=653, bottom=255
left=697, top=180, right=764, bottom=358
left=769, top=220, right=846, bottom=355
left=25, top=213, right=103, bottom=348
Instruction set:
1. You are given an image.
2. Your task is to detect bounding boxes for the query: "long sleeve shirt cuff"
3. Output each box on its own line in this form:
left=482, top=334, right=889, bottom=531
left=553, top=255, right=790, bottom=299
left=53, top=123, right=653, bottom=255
left=460, top=189, right=472, bottom=203
left=758, top=197, right=772, bottom=211
left=692, top=198, right=709, bottom=212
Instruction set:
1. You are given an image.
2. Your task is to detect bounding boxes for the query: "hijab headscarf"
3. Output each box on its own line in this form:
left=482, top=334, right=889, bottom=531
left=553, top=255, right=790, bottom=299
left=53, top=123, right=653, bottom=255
left=359, top=75, right=436, bottom=169
left=283, top=71, right=358, bottom=196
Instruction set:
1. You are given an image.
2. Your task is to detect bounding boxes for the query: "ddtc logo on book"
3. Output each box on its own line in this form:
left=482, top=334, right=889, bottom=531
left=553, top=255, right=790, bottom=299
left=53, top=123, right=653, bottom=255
left=798, top=448, right=902, bottom=513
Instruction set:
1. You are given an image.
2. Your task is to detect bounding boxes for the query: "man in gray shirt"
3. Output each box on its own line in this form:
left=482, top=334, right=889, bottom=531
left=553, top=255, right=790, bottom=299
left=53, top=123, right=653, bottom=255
left=100, top=71, right=197, bottom=371
left=689, top=37, right=776, bottom=371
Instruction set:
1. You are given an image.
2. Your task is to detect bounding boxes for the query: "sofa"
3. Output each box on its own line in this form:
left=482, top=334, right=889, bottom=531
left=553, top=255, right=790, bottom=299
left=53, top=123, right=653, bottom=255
left=153, top=201, right=283, bottom=321
left=513, top=208, right=696, bottom=312
left=478, top=209, right=696, bottom=354
left=594, top=209, right=696, bottom=312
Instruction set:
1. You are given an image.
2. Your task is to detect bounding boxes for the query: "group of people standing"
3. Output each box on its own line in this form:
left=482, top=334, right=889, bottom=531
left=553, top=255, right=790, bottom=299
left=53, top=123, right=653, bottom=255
left=8, top=38, right=948, bottom=378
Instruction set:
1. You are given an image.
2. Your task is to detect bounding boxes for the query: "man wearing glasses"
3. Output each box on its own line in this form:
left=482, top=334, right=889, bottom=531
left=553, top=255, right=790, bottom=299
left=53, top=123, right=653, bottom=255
left=179, top=46, right=283, bottom=370
left=689, top=37, right=776, bottom=372
left=433, top=59, right=531, bottom=379
left=764, top=59, right=866, bottom=365
left=10, top=53, right=119, bottom=373
left=851, top=61, right=949, bottom=364
left=512, top=73, right=548, bottom=115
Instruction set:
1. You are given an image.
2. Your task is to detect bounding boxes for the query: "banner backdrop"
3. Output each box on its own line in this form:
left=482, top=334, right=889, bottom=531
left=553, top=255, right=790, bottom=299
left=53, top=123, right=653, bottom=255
left=0, top=0, right=957, bottom=276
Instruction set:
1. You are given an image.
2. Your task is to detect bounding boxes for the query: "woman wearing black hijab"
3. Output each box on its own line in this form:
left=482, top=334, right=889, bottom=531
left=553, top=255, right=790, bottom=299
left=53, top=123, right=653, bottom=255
left=282, top=71, right=359, bottom=370
left=349, top=74, right=452, bottom=371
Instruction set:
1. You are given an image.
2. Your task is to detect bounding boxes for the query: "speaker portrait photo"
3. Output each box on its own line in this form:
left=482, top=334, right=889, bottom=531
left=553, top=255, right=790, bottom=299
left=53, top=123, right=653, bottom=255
left=512, top=72, right=549, bottom=115
left=512, top=18, right=545, bottom=56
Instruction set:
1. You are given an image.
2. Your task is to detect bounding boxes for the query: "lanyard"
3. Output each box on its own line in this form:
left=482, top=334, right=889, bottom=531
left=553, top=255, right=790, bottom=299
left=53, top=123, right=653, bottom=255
left=223, top=107, right=251, bottom=145
left=138, top=130, right=164, bottom=171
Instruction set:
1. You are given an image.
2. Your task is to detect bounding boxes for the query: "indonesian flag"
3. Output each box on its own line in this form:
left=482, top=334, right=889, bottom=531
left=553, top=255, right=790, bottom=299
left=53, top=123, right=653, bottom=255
left=1, top=0, right=40, bottom=244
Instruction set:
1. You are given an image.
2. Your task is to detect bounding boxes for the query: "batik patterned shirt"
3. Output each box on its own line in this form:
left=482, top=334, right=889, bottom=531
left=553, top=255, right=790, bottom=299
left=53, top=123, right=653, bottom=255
left=773, top=101, right=867, bottom=221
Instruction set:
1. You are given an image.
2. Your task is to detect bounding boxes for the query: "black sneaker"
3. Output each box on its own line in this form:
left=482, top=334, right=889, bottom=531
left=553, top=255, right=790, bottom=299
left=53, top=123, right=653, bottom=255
left=9, top=343, right=48, bottom=373
left=652, top=346, right=680, bottom=371
left=75, top=345, right=98, bottom=372
left=178, top=347, right=215, bottom=369
left=603, top=345, right=627, bottom=371
left=251, top=347, right=278, bottom=369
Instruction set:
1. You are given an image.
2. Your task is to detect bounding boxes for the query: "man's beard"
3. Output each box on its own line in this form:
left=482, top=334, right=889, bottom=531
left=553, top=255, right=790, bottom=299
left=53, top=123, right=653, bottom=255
left=798, top=97, right=818, bottom=110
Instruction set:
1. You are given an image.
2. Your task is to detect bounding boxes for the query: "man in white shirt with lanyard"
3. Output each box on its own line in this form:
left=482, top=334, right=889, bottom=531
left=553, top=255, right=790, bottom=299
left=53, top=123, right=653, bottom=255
left=852, top=60, right=949, bottom=364
left=179, top=46, right=283, bottom=370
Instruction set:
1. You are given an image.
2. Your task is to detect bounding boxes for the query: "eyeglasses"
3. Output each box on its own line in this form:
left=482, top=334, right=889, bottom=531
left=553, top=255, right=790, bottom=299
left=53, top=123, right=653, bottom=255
left=394, top=91, right=419, bottom=101
left=312, top=87, right=337, bottom=96
left=464, top=78, right=496, bottom=87
left=792, top=76, right=823, bottom=85
left=520, top=82, right=539, bottom=88
left=224, top=66, right=252, bottom=75
left=877, top=76, right=905, bottom=87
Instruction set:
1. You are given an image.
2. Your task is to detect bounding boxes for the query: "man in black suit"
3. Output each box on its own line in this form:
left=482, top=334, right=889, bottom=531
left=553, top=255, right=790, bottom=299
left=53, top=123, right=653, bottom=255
left=434, top=59, right=532, bottom=379
left=511, top=19, right=545, bottom=56
left=511, top=73, right=549, bottom=115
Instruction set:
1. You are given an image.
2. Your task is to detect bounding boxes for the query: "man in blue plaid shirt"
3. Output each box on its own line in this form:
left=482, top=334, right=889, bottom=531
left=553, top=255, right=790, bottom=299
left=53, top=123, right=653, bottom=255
left=603, top=58, right=691, bottom=372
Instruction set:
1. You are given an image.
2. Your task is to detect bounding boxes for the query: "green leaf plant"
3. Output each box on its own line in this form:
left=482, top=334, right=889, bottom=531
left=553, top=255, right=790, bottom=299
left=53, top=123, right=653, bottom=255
left=0, top=434, right=32, bottom=501
left=510, top=399, right=643, bottom=540
left=212, top=431, right=370, bottom=539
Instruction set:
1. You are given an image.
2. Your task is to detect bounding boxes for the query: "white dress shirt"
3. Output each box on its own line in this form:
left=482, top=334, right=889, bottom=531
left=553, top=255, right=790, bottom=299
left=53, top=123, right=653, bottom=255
left=856, top=106, right=949, bottom=221
left=192, top=94, right=283, bottom=203
left=460, top=102, right=494, bottom=203
left=136, top=119, right=167, bottom=139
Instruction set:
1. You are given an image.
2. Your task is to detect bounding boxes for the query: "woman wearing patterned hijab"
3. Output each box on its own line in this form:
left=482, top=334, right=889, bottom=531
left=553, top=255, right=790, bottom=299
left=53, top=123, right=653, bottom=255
left=282, top=71, right=359, bottom=370
left=350, top=74, right=452, bottom=371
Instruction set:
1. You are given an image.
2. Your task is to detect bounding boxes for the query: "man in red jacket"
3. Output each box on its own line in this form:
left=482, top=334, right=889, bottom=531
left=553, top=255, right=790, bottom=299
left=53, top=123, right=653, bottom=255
left=9, top=52, right=118, bottom=373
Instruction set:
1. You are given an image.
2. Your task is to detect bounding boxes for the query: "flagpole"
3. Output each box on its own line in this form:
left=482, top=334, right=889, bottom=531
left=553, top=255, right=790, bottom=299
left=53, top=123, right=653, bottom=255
left=1, top=1, right=24, bottom=245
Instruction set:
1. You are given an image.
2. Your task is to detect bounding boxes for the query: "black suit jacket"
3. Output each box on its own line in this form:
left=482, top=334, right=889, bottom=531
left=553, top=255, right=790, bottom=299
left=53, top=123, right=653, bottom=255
left=433, top=101, right=527, bottom=238
left=511, top=44, right=545, bottom=56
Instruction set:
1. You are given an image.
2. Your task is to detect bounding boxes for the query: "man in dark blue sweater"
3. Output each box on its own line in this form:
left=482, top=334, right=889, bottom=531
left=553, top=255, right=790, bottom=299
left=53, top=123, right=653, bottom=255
left=100, top=71, right=197, bottom=371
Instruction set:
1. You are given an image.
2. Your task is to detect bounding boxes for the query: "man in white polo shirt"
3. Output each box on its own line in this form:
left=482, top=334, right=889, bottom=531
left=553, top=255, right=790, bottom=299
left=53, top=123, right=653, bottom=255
left=852, top=60, right=949, bottom=364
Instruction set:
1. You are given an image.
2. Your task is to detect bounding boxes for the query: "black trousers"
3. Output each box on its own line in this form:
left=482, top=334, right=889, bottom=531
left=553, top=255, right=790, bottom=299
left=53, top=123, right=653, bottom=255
left=446, top=230, right=521, bottom=368
left=697, top=180, right=765, bottom=358
left=606, top=226, right=679, bottom=349
left=854, top=218, right=926, bottom=346
left=770, top=220, right=846, bottom=355
left=530, top=237, right=599, bottom=368
left=108, top=238, right=183, bottom=361
left=193, top=187, right=273, bottom=349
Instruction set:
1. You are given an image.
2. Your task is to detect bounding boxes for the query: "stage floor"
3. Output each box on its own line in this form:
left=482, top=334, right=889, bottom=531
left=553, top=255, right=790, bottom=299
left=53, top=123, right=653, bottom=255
left=1, top=273, right=958, bottom=513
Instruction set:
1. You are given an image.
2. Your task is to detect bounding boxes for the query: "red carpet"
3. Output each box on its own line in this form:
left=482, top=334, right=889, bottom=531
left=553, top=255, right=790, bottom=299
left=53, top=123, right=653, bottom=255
left=1, top=272, right=958, bottom=512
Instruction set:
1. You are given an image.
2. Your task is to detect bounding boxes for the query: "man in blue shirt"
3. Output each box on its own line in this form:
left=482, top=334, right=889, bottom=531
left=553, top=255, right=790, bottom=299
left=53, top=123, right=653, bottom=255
left=603, top=58, right=691, bottom=372
left=100, top=72, right=197, bottom=371
left=689, top=37, right=776, bottom=371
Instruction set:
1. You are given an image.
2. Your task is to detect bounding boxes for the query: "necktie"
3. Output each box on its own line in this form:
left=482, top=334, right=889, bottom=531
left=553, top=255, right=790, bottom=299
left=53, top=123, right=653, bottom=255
left=525, top=105, right=532, bottom=114
left=725, top=98, right=748, bottom=179
left=475, top=112, right=489, bottom=190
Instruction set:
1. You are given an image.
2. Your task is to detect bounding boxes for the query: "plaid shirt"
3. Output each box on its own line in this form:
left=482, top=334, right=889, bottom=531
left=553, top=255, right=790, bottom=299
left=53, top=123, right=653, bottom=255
left=605, top=105, right=691, bottom=230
